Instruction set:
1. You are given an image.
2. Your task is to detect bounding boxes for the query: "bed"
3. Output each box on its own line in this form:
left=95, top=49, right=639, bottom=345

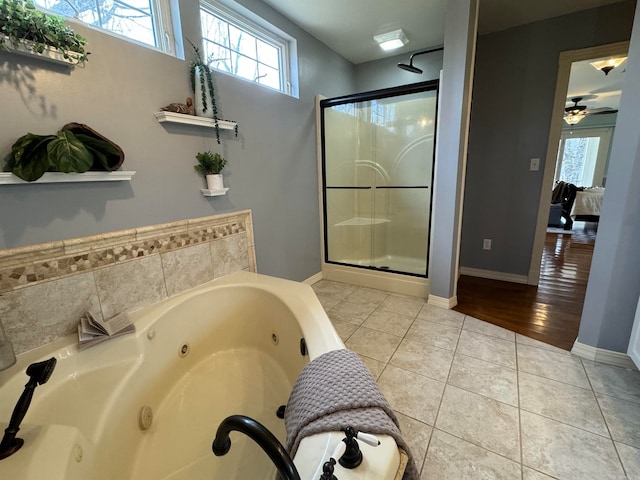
left=571, top=187, right=605, bottom=222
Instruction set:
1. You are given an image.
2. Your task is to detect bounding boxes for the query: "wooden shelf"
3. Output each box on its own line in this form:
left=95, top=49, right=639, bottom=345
left=154, top=111, right=236, bottom=130
left=0, top=35, right=80, bottom=68
left=201, top=188, right=229, bottom=197
left=0, top=171, right=136, bottom=185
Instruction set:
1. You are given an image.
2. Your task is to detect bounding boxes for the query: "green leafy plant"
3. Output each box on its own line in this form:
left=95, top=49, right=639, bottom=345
left=194, top=151, right=226, bottom=176
left=6, top=128, right=121, bottom=181
left=0, top=0, right=89, bottom=65
left=187, top=38, right=220, bottom=143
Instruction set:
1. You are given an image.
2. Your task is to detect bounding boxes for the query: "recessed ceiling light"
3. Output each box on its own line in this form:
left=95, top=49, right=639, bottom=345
left=373, top=29, right=408, bottom=51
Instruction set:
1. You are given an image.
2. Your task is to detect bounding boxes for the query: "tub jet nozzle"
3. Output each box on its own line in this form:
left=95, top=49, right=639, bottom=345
left=0, top=358, right=57, bottom=460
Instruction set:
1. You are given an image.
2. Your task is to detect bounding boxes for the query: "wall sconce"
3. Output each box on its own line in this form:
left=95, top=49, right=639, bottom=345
left=590, top=57, right=627, bottom=76
left=374, top=29, right=408, bottom=51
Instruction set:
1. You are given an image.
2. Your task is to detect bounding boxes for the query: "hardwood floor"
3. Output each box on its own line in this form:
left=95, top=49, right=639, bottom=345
left=454, top=225, right=597, bottom=351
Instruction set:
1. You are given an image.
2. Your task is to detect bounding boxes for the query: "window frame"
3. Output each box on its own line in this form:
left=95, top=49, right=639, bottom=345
left=199, top=0, right=297, bottom=97
left=33, top=0, right=178, bottom=56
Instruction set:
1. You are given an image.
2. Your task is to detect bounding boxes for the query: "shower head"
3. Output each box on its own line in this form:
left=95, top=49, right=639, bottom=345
left=397, top=46, right=444, bottom=74
left=26, top=357, right=57, bottom=386
left=397, top=62, right=423, bottom=74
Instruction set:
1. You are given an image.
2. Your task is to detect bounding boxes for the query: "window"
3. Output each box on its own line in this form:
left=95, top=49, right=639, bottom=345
left=199, top=0, right=297, bottom=96
left=34, top=0, right=176, bottom=54
left=555, top=128, right=613, bottom=187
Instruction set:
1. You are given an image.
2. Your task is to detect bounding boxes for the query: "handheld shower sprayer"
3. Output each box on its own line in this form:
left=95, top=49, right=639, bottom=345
left=0, top=357, right=57, bottom=460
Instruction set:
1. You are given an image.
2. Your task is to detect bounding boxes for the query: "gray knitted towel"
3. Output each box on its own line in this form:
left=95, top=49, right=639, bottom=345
left=284, top=348, right=418, bottom=480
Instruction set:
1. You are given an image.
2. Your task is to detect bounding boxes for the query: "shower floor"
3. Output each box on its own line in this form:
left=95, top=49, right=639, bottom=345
left=334, top=254, right=426, bottom=276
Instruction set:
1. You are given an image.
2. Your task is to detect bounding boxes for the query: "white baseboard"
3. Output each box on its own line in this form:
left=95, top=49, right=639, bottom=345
left=428, top=295, right=458, bottom=309
left=572, top=341, right=638, bottom=370
left=459, top=266, right=528, bottom=284
left=303, top=272, right=323, bottom=285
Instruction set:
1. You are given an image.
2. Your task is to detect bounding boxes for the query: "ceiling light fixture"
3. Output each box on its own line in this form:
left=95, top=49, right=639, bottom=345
left=564, top=97, right=587, bottom=125
left=374, top=29, right=408, bottom=51
left=590, top=56, right=627, bottom=76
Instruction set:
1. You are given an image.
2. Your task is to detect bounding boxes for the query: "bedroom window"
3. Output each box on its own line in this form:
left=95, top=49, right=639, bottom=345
left=34, top=0, right=177, bottom=54
left=199, top=0, right=297, bottom=96
left=555, top=128, right=613, bottom=187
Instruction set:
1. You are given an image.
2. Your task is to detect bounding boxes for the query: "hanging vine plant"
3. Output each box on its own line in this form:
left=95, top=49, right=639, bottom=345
left=0, top=0, right=89, bottom=65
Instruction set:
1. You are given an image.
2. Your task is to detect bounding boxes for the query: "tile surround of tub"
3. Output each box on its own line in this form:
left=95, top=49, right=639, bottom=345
left=0, top=211, right=256, bottom=355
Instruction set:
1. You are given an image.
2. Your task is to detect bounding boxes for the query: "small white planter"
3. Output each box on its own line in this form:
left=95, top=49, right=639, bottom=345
left=206, top=174, right=224, bottom=190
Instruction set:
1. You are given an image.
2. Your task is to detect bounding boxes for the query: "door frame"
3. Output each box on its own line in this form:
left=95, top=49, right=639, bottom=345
left=527, top=41, right=629, bottom=285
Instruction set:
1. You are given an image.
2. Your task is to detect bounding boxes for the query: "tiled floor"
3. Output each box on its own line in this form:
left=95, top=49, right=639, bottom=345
left=311, top=280, right=640, bottom=480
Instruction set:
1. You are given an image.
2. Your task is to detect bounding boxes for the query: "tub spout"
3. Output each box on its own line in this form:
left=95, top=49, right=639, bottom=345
left=212, top=414, right=301, bottom=480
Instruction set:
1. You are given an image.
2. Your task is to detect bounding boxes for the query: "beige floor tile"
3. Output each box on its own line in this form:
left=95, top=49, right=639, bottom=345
left=345, top=326, right=402, bottom=363
left=456, top=330, right=516, bottom=369
left=583, top=361, right=640, bottom=404
left=516, top=344, right=589, bottom=389
left=358, top=354, right=386, bottom=380
left=405, top=318, right=461, bottom=351
left=311, top=279, right=357, bottom=298
left=448, top=353, right=518, bottom=406
left=314, top=291, right=343, bottom=309
left=615, top=442, right=640, bottom=479
left=328, top=300, right=376, bottom=325
left=417, top=304, right=465, bottom=328
left=330, top=318, right=358, bottom=342
left=377, top=364, right=445, bottom=425
left=436, top=385, right=520, bottom=461
left=363, top=310, right=415, bottom=337
left=522, top=466, right=557, bottom=479
left=516, top=334, right=571, bottom=355
left=463, top=316, right=515, bottom=341
left=519, top=371, right=608, bottom=436
left=345, top=287, right=389, bottom=306
left=379, top=293, right=425, bottom=317
left=394, top=411, right=433, bottom=474
left=521, top=410, right=626, bottom=480
left=421, top=430, right=521, bottom=480
left=390, top=339, right=454, bottom=383
left=596, top=393, right=640, bottom=448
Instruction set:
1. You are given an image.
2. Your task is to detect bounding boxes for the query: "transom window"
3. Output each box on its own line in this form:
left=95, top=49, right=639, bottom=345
left=34, top=0, right=175, bottom=54
left=200, top=0, right=296, bottom=96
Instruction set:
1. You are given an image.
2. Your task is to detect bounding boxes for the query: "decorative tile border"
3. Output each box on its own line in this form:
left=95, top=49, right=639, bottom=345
left=0, top=211, right=256, bottom=355
left=0, top=211, right=254, bottom=294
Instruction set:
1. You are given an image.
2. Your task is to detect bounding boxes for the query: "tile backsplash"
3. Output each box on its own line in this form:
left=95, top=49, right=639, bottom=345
left=0, top=210, right=256, bottom=355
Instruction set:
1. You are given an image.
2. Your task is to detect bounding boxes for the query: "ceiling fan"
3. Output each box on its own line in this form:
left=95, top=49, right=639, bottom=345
left=564, top=97, right=618, bottom=125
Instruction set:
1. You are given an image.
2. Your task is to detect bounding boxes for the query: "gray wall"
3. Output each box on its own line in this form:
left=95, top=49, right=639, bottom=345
left=0, top=0, right=355, bottom=281
left=460, top=0, right=635, bottom=275
left=578, top=2, right=640, bottom=352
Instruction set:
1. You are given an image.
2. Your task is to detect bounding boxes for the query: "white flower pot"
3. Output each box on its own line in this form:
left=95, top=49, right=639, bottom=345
left=193, top=66, right=215, bottom=118
left=206, top=174, right=224, bottom=190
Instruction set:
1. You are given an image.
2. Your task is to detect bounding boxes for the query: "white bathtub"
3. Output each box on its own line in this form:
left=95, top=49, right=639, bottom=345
left=0, top=272, right=402, bottom=480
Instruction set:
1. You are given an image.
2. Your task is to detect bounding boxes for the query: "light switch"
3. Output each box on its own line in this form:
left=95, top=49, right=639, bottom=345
left=530, top=158, right=540, bottom=171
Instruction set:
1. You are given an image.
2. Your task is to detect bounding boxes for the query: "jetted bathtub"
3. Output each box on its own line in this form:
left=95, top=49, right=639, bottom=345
left=0, top=272, right=402, bottom=480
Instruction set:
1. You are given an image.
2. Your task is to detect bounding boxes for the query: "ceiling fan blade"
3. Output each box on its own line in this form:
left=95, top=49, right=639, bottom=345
left=587, top=107, right=618, bottom=115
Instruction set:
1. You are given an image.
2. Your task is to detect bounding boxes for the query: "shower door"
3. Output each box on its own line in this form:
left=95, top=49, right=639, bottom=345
left=321, top=81, right=438, bottom=277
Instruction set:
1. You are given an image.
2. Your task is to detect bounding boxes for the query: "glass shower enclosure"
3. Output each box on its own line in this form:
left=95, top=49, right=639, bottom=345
left=320, top=81, right=438, bottom=277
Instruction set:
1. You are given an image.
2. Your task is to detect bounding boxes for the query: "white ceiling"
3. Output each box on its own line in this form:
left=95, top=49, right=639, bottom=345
left=262, top=0, right=627, bottom=65
left=567, top=56, right=627, bottom=111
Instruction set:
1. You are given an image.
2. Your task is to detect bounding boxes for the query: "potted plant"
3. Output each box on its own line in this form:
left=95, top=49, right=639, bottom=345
left=187, top=39, right=221, bottom=142
left=194, top=151, right=227, bottom=190
left=0, top=0, right=89, bottom=66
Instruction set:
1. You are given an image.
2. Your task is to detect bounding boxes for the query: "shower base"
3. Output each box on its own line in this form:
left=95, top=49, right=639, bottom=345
left=334, top=254, right=426, bottom=276
left=322, top=256, right=429, bottom=298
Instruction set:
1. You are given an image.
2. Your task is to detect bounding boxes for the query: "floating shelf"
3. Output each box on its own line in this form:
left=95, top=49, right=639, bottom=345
left=0, top=35, right=80, bottom=68
left=201, top=188, right=229, bottom=197
left=0, top=171, right=136, bottom=185
left=154, top=111, right=236, bottom=130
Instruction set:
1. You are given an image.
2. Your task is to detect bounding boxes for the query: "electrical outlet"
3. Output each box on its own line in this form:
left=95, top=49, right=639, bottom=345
left=483, top=239, right=492, bottom=250
left=530, top=157, right=540, bottom=171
